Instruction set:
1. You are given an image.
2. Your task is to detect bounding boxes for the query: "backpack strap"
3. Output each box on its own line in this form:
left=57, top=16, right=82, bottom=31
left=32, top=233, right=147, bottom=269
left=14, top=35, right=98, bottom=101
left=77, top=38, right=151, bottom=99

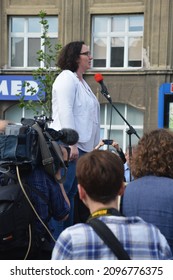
left=87, top=218, right=131, bottom=260
left=0, top=165, right=17, bottom=184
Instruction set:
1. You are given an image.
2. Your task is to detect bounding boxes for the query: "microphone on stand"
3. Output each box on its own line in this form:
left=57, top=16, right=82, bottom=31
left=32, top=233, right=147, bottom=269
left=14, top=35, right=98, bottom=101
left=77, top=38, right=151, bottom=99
left=94, top=73, right=111, bottom=100
left=94, top=75, right=140, bottom=141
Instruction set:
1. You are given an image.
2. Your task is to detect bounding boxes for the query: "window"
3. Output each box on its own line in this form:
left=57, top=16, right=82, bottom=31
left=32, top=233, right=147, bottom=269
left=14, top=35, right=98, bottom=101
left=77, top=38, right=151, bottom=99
left=5, top=104, right=42, bottom=123
left=9, top=16, right=58, bottom=68
left=100, top=103, right=144, bottom=151
left=92, top=15, right=144, bottom=69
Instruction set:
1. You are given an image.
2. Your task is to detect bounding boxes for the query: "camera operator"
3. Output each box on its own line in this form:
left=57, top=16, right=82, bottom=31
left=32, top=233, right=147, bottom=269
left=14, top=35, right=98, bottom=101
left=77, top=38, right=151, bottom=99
left=0, top=118, right=71, bottom=260
left=26, top=144, right=70, bottom=260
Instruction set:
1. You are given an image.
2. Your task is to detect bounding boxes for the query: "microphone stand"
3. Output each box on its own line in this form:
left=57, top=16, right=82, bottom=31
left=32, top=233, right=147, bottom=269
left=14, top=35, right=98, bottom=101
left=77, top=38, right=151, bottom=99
left=100, top=89, right=140, bottom=182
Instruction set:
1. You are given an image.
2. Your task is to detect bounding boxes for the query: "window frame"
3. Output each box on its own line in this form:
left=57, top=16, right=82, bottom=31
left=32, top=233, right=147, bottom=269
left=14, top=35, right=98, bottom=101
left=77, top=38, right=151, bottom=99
left=100, top=103, right=144, bottom=151
left=8, top=16, right=58, bottom=69
left=91, top=14, right=144, bottom=70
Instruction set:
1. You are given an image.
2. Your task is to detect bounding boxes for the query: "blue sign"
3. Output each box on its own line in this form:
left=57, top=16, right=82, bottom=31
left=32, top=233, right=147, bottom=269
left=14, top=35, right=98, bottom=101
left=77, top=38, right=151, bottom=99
left=0, top=75, right=45, bottom=101
left=158, top=83, right=173, bottom=128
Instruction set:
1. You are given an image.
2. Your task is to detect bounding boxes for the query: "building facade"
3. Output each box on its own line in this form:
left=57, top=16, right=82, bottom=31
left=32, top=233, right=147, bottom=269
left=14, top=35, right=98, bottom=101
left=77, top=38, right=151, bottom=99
left=1, top=0, right=173, bottom=149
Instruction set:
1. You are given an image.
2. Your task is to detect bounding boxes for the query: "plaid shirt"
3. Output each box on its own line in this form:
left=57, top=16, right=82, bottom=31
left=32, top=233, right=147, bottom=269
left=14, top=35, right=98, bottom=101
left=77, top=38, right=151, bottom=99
left=51, top=215, right=172, bottom=260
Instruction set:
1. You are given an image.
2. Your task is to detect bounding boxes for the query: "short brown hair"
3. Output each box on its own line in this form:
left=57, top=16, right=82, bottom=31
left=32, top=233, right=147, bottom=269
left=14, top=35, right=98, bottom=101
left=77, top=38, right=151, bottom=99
left=131, top=128, right=173, bottom=178
left=76, top=150, right=124, bottom=203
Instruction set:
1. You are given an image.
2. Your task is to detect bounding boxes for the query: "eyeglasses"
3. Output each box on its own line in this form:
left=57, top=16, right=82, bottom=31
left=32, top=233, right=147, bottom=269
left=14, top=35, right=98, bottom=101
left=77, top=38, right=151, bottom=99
left=80, top=51, right=91, bottom=57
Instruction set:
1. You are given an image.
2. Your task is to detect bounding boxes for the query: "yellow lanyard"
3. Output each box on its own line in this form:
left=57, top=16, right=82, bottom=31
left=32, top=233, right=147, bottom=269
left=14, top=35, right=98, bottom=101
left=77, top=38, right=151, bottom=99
left=89, top=208, right=121, bottom=220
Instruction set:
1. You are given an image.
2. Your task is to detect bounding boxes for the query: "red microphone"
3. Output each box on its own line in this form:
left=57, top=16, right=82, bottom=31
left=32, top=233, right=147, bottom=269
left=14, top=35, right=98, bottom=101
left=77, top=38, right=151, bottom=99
left=94, top=73, right=111, bottom=99
left=94, top=73, right=104, bottom=83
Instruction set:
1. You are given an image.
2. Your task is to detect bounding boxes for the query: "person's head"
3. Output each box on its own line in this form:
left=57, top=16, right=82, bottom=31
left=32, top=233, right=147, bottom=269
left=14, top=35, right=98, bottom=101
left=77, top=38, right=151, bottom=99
left=57, top=41, right=92, bottom=72
left=131, top=128, right=173, bottom=179
left=76, top=150, right=124, bottom=204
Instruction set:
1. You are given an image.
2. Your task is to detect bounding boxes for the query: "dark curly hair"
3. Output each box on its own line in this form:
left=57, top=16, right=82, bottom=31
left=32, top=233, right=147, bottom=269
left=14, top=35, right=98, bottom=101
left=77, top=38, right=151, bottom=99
left=56, top=41, right=85, bottom=72
left=131, top=128, right=173, bottom=179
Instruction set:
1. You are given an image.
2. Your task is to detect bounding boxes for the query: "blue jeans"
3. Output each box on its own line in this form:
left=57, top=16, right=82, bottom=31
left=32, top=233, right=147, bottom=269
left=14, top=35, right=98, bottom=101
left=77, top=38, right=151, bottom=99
left=52, top=149, right=86, bottom=238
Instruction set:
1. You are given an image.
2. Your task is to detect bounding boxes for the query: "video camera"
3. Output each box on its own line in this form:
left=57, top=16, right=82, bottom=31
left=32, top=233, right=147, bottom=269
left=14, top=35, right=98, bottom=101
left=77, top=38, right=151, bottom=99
left=1, top=115, right=79, bottom=181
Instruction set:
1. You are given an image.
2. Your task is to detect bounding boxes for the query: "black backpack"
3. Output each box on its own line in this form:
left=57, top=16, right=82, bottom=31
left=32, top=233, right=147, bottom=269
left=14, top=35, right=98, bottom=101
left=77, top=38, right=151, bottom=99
left=0, top=164, right=55, bottom=260
left=0, top=183, right=32, bottom=247
left=0, top=173, right=35, bottom=259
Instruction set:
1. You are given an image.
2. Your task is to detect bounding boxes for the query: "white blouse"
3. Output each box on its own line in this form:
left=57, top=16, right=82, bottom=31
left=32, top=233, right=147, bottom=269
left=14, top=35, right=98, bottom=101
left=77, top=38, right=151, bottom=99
left=50, top=70, right=100, bottom=152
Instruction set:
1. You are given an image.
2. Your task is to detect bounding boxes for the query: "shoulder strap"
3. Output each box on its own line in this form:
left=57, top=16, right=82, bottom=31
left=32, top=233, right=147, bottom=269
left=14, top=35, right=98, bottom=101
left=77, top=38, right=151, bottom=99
left=87, top=218, right=131, bottom=260
left=44, top=130, right=67, bottom=183
left=32, top=123, right=66, bottom=183
left=32, top=123, right=54, bottom=177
